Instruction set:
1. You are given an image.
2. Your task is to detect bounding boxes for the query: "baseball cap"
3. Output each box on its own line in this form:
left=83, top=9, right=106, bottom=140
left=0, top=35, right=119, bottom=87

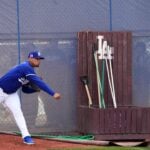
left=28, top=51, right=45, bottom=59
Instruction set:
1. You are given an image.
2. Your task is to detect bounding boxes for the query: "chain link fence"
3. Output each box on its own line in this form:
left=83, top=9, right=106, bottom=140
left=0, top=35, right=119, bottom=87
left=0, top=0, right=150, bottom=134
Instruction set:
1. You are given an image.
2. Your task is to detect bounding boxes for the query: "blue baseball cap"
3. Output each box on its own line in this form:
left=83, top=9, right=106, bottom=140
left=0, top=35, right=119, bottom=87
left=28, top=51, right=45, bottom=59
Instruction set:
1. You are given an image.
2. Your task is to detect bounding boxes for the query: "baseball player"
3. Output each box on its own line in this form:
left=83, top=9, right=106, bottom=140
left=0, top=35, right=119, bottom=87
left=0, top=51, right=61, bottom=145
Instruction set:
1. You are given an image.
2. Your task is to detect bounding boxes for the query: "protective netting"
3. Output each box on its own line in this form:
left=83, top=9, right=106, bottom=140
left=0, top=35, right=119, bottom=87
left=132, top=36, right=150, bottom=107
left=0, top=0, right=150, bottom=134
left=0, top=37, right=77, bottom=133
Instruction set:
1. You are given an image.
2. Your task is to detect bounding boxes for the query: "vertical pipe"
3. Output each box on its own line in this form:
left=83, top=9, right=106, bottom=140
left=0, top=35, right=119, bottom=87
left=16, top=0, right=21, bottom=64
left=16, top=0, right=21, bottom=99
left=109, top=0, right=112, bottom=31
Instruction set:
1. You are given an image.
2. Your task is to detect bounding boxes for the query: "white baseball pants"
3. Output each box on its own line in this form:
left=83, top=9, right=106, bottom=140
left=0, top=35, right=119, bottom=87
left=0, top=88, right=30, bottom=138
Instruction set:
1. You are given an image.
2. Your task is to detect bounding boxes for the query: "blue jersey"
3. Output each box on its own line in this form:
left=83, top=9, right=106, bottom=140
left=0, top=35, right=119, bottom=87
left=0, top=61, right=55, bottom=96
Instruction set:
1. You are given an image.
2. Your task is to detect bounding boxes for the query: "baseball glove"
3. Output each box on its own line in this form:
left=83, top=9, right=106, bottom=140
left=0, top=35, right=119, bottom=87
left=22, top=83, right=40, bottom=93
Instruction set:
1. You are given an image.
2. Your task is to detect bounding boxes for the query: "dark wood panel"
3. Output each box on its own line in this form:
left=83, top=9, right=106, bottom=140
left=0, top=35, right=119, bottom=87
left=92, top=32, right=100, bottom=106
left=111, top=108, right=118, bottom=134
left=131, top=108, right=137, bottom=133
left=141, top=108, right=147, bottom=133
left=78, top=31, right=132, bottom=108
left=125, top=108, right=132, bottom=133
left=147, top=108, right=150, bottom=133
left=127, top=32, right=132, bottom=105
left=77, top=31, right=142, bottom=140
left=135, top=108, right=142, bottom=133
left=87, top=32, right=96, bottom=106
left=77, top=32, right=88, bottom=106
left=78, top=106, right=150, bottom=140
left=122, top=32, right=128, bottom=106
left=117, top=32, right=124, bottom=106
left=99, top=109, right=105, bottom=134
left=95, top=134, right=150, bottom=141
left=88, top=108, right=100, bottom=134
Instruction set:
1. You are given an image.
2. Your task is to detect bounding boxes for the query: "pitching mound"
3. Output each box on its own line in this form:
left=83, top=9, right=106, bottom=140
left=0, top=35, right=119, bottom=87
left=0, top=134, right=93, bottom=150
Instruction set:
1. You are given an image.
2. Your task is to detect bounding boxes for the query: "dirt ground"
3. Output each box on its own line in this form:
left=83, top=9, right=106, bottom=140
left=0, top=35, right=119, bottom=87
left=0, top=134, right=93, bottom=150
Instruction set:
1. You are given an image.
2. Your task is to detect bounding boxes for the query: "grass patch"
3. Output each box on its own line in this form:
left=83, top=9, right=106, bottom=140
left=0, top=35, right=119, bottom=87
left=48, top=146, right=149, bottom=150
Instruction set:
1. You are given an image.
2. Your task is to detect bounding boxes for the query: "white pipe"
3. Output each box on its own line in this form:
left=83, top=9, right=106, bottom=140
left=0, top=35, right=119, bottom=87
left=105, top=59, right=116, bottom=108
left=105, top=46, right=117, bottom=108
left=109, top=58, right=117, bottom=108
left=94, top=51, right=102, bottom=108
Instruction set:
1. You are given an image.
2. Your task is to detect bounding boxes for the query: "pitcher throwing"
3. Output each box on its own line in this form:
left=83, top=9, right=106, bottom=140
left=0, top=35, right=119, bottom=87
left=0, top=51, right=61, bottom=145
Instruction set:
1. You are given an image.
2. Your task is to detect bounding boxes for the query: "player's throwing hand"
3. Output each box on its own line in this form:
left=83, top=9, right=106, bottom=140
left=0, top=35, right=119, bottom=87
left=53, top=92, right=61, bottom=100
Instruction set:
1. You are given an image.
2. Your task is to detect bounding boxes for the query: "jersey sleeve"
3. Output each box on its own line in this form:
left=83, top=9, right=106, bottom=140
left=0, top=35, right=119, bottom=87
left=22, top=65, right=55, bottom=96
left=26, top=74, right=55, bottom=96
